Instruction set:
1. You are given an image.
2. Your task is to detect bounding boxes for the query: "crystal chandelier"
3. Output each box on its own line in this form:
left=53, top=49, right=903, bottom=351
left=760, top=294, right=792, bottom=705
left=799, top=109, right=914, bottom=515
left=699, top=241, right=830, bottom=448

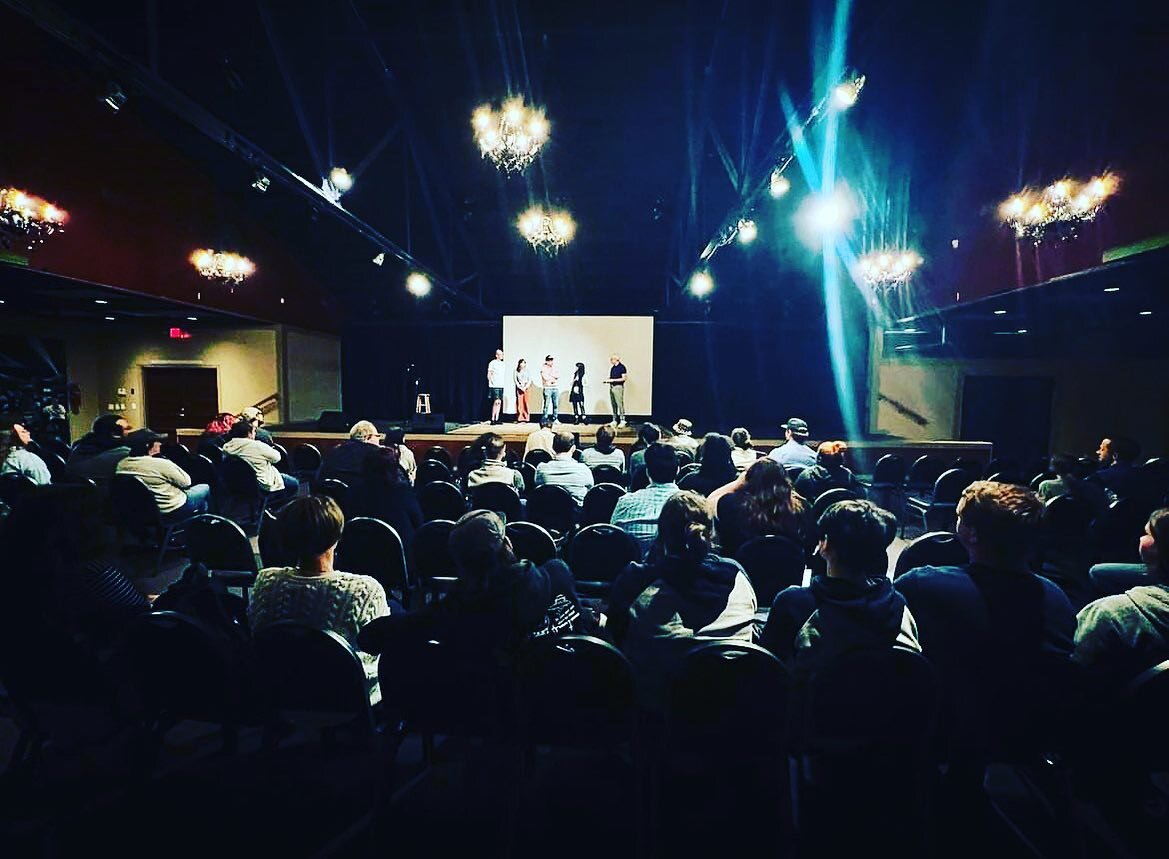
left=189, top=249, right=256, bottom=288
left=999, top=174, right=1119, bottom=243
left=472, top=97, right=550, bottom=174
left=0, top=188, right=68, bottom=251
left=517, top=206, right=576, bottom=253
left=857, top=250, right=923, bottom=290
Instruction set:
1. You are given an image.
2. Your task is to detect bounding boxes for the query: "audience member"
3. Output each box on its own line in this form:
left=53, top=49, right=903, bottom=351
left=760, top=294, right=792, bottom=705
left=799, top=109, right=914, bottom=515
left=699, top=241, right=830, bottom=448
left=238, top=406, right=275, bottom=446
left=1037, top=453, right=1109, bottom=514
left=197, top=413, right=235, bottom=459
left=359, top=510, right=590, bottom=661
left=1089, top=435, right=1144, bottom=500
left=761, top=500, right=914, bottom=671
left=580, top=424, right=626, bottom=472
left=385, top=427, right=417, bottom=485
left=1074, top=508, right=1169, bottom=682
left=794, top=440, right=866, bottom=503
left=610, top=442, right=681, bottom=556
left=523, top=415, right=557, bottom=459
left=152, top=562, right=248, bottom=645
left=534, top=431, right=594, bottom=505
left=0, top=422, right=51, bottom=485
left=628, top=422, right=661, bottom=486
left=730, top=427, right=759, bottom=472
left=465, top=435, right=526, bottom=495
left=224, top=419, right=299, bottom=504
left=318, top=420, right=383, bottom=487
left=349, top=445, right=424, bottom=548
left=714, top=458, right=812, bottom=556
left=669, top=418, right=699, bottom=456
left=617, top=491, right=757, bottom=708
left=683, top=433, right=737, bottom=496
left=115, top=428, right=210, bottom=521
left=66, top=413, right=130, bottom=486
left=248, top=496, right=390, bottom=702
left=767, top=417, right=816, bottom=470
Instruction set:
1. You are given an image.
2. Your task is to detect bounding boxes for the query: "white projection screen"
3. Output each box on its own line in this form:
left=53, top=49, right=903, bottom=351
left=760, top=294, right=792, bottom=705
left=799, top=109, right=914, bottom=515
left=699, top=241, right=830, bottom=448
left=501, top=316, right=654, bottom=416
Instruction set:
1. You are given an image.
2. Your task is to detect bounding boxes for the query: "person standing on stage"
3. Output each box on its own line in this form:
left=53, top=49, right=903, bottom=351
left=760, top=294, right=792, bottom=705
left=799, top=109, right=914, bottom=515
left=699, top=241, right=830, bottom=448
left=515, top=358, right=532, bottom=423
left=540, top=355, right=560, bottom=424
left=602, top=354, right=628, bottom=428
left=570, top=363, right=587, bottom=424
left=487, top=349, right=507, bottom=426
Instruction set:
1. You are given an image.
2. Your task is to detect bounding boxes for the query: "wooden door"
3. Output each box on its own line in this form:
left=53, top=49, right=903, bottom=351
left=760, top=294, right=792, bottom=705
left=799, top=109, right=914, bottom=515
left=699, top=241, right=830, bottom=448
left=142, top=366, right=219, bottom=435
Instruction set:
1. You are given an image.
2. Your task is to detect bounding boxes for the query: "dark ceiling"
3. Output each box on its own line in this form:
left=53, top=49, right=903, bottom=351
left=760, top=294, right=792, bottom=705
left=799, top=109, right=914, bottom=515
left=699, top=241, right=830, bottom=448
left=10, top=0, right=1169, bottom=323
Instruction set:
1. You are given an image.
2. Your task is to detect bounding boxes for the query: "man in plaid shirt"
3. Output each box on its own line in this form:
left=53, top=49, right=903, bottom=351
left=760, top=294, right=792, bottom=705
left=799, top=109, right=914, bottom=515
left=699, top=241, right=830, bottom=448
left=610, top=442, right=681, bottom=557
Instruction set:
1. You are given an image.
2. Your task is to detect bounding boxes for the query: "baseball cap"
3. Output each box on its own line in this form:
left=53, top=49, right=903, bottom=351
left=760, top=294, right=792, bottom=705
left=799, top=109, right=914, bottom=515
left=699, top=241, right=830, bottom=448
left=784, top=417, right=809, bottom=437
left=125, top=428, right=167, bottom=454
left=448, top=510, right=508, bottom=572
left=672, top=419, right=693, bottom=435
left=239, top=406, right=264, bottom=423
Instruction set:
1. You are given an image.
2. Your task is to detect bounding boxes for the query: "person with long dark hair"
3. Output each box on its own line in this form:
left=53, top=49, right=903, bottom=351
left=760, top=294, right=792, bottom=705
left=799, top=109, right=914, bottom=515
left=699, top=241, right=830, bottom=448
left=682, top=433, right=738, bottom=496
left=350, top=444, right=424, bottom=548
left=569, top=362, right=586, bottom=424
left=714, top=457, right=811, bottom=556
left=0, top=421, right=51, bottom=485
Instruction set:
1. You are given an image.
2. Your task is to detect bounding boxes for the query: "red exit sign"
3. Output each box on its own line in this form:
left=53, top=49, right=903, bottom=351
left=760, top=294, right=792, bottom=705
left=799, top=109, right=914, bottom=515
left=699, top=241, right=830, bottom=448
left=169, top=327, right=192, bottom=340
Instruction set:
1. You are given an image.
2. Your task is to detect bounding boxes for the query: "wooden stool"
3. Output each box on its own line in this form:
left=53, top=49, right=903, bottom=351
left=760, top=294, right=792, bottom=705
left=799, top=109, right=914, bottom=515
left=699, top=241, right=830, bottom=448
left=415, top=393, right=431, bottom=414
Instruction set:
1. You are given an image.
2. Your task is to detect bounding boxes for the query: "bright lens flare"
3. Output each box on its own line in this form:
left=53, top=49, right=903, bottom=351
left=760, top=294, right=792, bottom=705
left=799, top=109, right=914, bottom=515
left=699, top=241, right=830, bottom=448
left=472, top=96, right=550, bottom=174
left=736, top=218, right=758, bottom=244
left=189, top=249, right=256, bottom=285
left=406, top=272, right=432, bottom=297
left=769, top=171, right=791, bottom=198
left=999, top=173, right=1120, bottom=241
left=856, top=249, right=922, bottom=289
left=0, top=187, right=69, bottom=251
left=328, top=167, right=353, bottom=192
left=517, top=206, right=576, bottom=253
left=830, top=74, right=865, bottom=110
left=689, top=270, right=714, bottom=296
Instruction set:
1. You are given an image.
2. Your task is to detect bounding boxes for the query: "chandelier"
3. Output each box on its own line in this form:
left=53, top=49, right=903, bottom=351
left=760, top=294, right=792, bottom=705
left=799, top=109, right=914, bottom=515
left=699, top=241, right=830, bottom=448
left=472, top=97, right=550, bottom=174
left=857, top=250, right=923, bottom=290
left=0, top=188, right=68, bottom=251
left=189, top=249, right=256, bottom=289
left=517, top=206, right=576, bottom=253
left=999, top=174, right=1119, bottom=243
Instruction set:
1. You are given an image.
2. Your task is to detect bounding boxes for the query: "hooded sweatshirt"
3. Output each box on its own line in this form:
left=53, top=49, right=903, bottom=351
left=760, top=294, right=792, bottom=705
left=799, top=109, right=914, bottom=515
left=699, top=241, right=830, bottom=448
left=761, top=575, right=920, bottom=672
left=67, top=432, right=130, bottom=486
left=223, top=437, right=284, bottom=492
left=1074, top=583, right=1169, bottom=680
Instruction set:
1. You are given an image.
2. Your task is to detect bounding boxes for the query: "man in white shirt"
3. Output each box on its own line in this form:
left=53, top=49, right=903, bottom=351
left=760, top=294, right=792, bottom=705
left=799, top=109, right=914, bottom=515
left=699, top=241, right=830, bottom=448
left=486, top=348, right=507, bottom=426
left=223, top=419, right=300, bottom=503
left=115, top=428, right=210, bottom=521
left=535, top=431, right=595, bottom=505
left=767, top=417, right=817, bottom=470
left=539, top=355, right=560, bottom=424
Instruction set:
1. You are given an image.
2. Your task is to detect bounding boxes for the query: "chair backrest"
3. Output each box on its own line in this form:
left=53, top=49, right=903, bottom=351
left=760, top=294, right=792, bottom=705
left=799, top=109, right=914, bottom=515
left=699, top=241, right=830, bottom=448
left=424, top=445, right=454, bottom=468
left=894, top=531, right=969, bottom=578
left=505, top=521, right=558, bottom=566
left=186, top=514, right=258, bottom=573
left=677, top=462, right=701, bottom=480
left=271, top=442, right=292, bottom=474
left=670, top=640, right=789, bottom=752
left=525, top=483, right=577, bottom=536
left=630, top=467, right=650, bottom=491
left=986, top=471, right=1023, bottom=485
left=581, top=482, right=627, bottom=526
left=1042, top=494, right=1095, bottom=539
left=419, top=480, right=467, bottom=522
left=565, top=524, right=642, bottom=589
left=258, top=508, right=295, bottom=567
left=185, top=454, right=219, bottom=490
left=126, top=611, right=241, bottom=724
left=949, top=456, right=981, bottom=475
left=1029, top=471, right=1053, bottom=491
left=315, top=478, right=350, bottom=516
left=109, top=474, right=162, bottom=528
left=409, top=519, right=458, bottom=587
left=0, top=472, right=38, bottom=505
left=785, top=465, right=806, bottom=484
left=468, top=481, right=523, bottom=523
left=516, top=635, right=636, bottom=747
left=251, top=622, right=373, bottom=736
left=870, top=454, right=906, bottom=485
left=417, top=458, right=454, bottom=487
left=810, top=487, right=858, bottom=524
left=524, top=449, right=552, bottom=467
left=674, top=448, right=694, bottom=467
left=40, top=450, right=68, bottom=482
left=1091, top=497, right=1149, bottom=563
left=983, top=458, right=1019, bottom=480
left=735, top=535, right=807, bottom=606
left=677, top=472, right=711, bottom=495
left=221, top=455, right=262, bottom=497
left=591, top=463, right=625, bottom=487
left=160, top=442, right=193, bottom=470
left=519, top=462, right=537, bottom=495
left=932, top=468, right=974, bottom=503
left=290, top=443, right=323, bottom=474
left=336, top=516, right=411, bottom=593
left=906, top=455, right=945, bottom=489
left=1124, top=659, right=1169, bottom=740
left=36, top=436, right=72, bottom=461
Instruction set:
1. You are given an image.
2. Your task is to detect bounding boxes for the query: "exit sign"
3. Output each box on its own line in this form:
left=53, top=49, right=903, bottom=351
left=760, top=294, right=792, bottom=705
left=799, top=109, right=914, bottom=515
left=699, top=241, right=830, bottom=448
left=169, top=327, right=192, bottom=340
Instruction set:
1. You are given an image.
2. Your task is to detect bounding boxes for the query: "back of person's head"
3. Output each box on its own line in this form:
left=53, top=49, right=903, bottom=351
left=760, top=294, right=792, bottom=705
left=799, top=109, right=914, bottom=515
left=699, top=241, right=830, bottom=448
left=278, top=496, right=345, bottom=566
left=349, top=420, right=379, bottom=442
left=0, top=423, right=23, bottom=460
left=92, top=413, right=125, bottom=438
left=816, top=440, right=847, bottom=469
left=740, top=457, right=805, bottom=531
left=658, top=491, right=713, bottom=561
left=956, top=480, right=1042, bottom=563
left=448, top=510, right=513, bottom=586
left=384, top=427, right=406, bottom=446
left=818, top=499, right=897, bottom=577
left=362, top=444, right=404, bottom=484
left=638, top=423, right=661, bottom=445
left=595, top=424, right=615, bottom=451
left=1049, top=454, right=1076, bottom=477
left=645, top=442, right=679, bottom=484
left=731, top=427, right=751, bottom=450
left=1110, top=436, right=1140, bottom=463
left=698, top=433, right=735, bottom=479
left=552, top=430, right=576, bottom=454
left=1145, top=508, right=1169, bottom=580
left=485, top=436, right=508, bottom=461
left=539, top=416, right=555, bottom=430
left=228, top=419, right=254, bottom=440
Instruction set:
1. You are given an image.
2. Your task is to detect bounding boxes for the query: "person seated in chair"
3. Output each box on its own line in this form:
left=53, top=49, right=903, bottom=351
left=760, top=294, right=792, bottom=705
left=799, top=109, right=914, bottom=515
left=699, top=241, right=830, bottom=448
left=349, top=445, right=423, bottom=548
left=767, top=417, right=816, bottom=470
left=223, top=419, right=299, bottom=504
left=0, top=422, right=51, bottom=485
left=730, top=427, right=759, bottom=473
left=66, top=413, right=131, bottom=487
left=1037, top=453, right=1109, bottom=515
left=249, top=496, right=391, bottom=703
left=794, top=440, right=866, bottom=504
left=580, top=424, right=626, bottom=473
left=385, top=427, right=416, bottom=485
left=534, top=431, right=594, bottom=506
left=628, top=422, right=662, bottom=487
left=669, top=419, right=700, bottom=456
left=1088, top=435, right=1144, bottom=501
left=465, top=434, right=525, bottom=496
left=115, top=428, right=210, bottom=521
left=237, top=406, right=275, bottom=446
left=318, top=420, right=383, bottom=488
left=683, top=433, right=738, bottom=497
left=522, top=415, right=557, bottom=460
left=610, top=442, right=681, bottom=557
left=761, top=499, right=916, bottom=672
left=358, top=510, right=591, bottom=661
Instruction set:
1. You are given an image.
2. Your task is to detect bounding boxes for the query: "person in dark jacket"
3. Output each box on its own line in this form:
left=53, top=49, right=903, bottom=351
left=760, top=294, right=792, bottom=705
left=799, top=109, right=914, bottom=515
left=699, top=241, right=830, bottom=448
left=793, top=440, right=866, bottom=504
left=682, top=433, right=738, bottom=497
left=761, top=499, right=915, bottom=671
left=349, top=445, right=423, bottom=548
left=1088, top=435, right=1145, bottom=500
left=317, top=420, right=384, bottom=488
left=66, top=413, right=130, bottom=487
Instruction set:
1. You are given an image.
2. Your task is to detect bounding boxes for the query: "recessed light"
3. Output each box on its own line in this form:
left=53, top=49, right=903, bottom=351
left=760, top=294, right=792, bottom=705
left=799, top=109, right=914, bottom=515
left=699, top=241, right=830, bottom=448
left=104, top=315, right=115, bottom=321
left=1017, top=329, right=1028, bottom=334
left=993, top=309, right=1007, bottom=315
left=1139, top=310, right=1153, bottom=316
left=94, top=299, right=108, bottom=305
left=1103, top=287, right=1120, bottom=293
left=187, top=316, right=198, bottom=321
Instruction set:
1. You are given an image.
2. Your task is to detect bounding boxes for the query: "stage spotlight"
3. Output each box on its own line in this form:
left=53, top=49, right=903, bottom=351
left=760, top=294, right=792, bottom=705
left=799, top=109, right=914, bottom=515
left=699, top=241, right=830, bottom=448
left=251, top=173, right=270, bottom=193
left=406, top=272, right=432, bottom=296
left=769, top=171, right=791, bottom=199
left=372, top=252, right=385, bottom=266
left=102, top=83, right=127, bottom=112
left=688, top=270, right=714, bottom=297
left=737, top=218, right=758, bottom=244
left=830, top=74, right=865, bottom=111
left=329, top=167, right=353, bottom=192
left=806, top=191, right=855, bottom=234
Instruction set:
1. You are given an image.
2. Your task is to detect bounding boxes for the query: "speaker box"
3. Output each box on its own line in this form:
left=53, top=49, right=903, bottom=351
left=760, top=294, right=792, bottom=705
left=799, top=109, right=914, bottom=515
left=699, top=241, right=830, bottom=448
left=316, top=411, right=350, bottom=432
left=410, top=412, right=445, bottom=433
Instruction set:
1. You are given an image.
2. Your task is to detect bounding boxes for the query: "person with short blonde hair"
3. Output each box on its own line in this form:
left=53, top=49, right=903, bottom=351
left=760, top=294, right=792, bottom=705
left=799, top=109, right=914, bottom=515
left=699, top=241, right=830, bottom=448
left=349, top=420, right=380, bottom=442
left=317, top=419, right=383, bottom=488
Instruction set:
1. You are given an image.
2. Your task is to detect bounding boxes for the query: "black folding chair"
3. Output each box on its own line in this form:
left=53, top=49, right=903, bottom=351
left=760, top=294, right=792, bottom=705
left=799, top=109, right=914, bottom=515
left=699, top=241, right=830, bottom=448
left=185, top=513, right=260, bottom=598
left=506, top=521, right=558, bottom=566
left=337, top=516, right=412, bottom=606
left=865, top=454, right=906, bottom=520
left=524, top=449, right=552, bottom=467
left=40, top=450, right=68, bottom=483
left=519, top=462, right=537, bottom=495
left=581, top=482, right=627, bottom=526
left=591, top=463, right=626, bottom=487
left=290, top=443, right=323, bottom=482
left=468, top=481, right=523, bottom=523
left=424, top=445, right=454, bottom=468
left=0, top=472, right=37, bottom=505
left=184, top=454, right=221, bottom=512
left=906, top=468, right=973, bottom=534
left=315, top=478, right=351, bottom=518
left=565, top=523, right=642, bottom=594
left=785, top=465, right=807, bottom=485
left=221, top=455, right=270, bottom=534
left=271, top=442, right=292, bottom=474
left=419, top=480, right=467, bottom=522
left=526, top=483, right=577, bottom=538
left=417, top=458, right=454, bottom=487
left=409, top=519, right=458, bottom=595
left=1090, top=497, right=1150, bottom=563
left=893, top=531, right=969, bottom=578
left=258, top=508, right=295, bottom=567
left=735, top=535, right=807, bottom=606
left=811, top=487, right=858, bottom=524
left=109, top=474, right=187, bottom=572
left=905, top=455, right=946, bottom=494
left=676, top=462, right=701, bottom=481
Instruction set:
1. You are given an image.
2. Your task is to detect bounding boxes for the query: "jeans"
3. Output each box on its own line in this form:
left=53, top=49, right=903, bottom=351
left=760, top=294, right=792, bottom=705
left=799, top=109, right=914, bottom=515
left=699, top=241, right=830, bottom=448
left=163, top=483, right=211, bottom=523
left=610, top=384, right=625, bottom=422
left=1088, top=563, right=1151, bottom=599
left=542, top=389, right=559, bottom=422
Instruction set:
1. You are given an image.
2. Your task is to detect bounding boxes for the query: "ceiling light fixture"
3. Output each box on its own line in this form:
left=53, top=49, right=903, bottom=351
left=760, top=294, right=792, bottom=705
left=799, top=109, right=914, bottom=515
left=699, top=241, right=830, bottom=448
left=0, top=187, right=68, bottom=252
left=999, top=173, right=1120, bottom=243
left=372, top=252, right=385, bottom=266
left=189, top=248, right=256, bottom=290
left=321, top=167, right=353, bottom=202
left=102, top=82, right=127, bottom=112
left=251, top=173, right=270, bottom=193
left=993, top=309, right=1007, bottom=315
left=472, top=96, right=550, bottom=175
left=736, top=218, right=758, bottom=244
left=406, top=272, right=432, bottom=297
left=1139, top=310, right=1153, bottom=316
left=688, top=270, right=714, bottom=297
left=94, top=299, right=108, bottom=305
left=517, top=206, right=576, bottom=253
left=1103, top=286, right=1120, bottom=293
left=856, top=249, right=923, bottom=290
left=769, top=171, right=791, bottom=199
